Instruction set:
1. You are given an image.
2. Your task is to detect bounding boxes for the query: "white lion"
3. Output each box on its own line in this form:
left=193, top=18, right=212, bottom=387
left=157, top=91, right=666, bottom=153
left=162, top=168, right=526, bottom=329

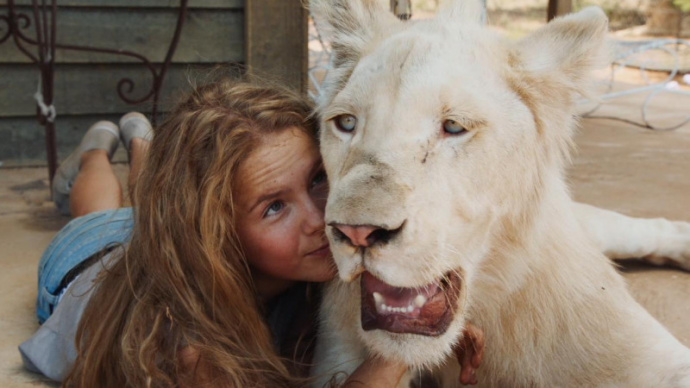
left=310, top=1, right=690, bottom=387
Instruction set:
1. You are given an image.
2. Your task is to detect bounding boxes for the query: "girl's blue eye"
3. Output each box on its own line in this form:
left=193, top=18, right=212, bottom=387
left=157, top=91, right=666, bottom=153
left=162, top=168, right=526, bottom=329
left=264, top=201, right=284, bottom=217
left=311, top=170, right=327, bottom=188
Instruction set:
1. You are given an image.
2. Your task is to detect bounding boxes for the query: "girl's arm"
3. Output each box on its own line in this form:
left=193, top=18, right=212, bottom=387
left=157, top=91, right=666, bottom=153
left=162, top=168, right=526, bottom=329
left=341, top=322, right=485, bottom=387
left=342, top=357, right=408, bottom=387
left=178, top=347, right=407, bottom=388
left=177, top=323, right=485, bottom=387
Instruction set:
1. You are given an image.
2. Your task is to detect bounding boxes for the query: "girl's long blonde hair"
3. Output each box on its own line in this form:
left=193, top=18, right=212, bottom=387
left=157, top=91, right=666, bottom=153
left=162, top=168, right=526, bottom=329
left=65, top=79, right=317, bottom=387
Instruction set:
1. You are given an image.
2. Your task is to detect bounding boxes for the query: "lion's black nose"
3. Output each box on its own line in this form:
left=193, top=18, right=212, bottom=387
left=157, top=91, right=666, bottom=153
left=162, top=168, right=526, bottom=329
left=331, top=222, right=404, bottom=247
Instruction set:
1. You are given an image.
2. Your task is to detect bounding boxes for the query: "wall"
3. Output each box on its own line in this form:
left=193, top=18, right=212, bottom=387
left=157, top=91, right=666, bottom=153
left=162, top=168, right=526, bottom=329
left=0, top=0, right=244, bottom=165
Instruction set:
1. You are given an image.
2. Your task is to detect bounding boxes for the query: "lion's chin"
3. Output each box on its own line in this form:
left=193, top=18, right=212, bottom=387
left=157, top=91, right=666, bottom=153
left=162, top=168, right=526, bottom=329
left=360, top=270, right=462, bottom=336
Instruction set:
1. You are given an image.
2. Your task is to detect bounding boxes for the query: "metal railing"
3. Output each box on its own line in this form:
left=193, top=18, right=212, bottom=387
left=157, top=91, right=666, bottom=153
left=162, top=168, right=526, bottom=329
left=1, top=0, right=189, bottom=183
left=583, top=39, right=690, bottom=131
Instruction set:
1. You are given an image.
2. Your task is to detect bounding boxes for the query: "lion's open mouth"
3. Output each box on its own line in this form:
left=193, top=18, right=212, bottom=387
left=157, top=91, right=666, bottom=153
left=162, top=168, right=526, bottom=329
left=360, top=271, right=462, bottom=336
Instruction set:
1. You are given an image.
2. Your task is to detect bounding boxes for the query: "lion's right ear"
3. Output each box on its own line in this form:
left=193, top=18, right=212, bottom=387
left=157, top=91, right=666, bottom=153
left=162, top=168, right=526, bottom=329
left=514, top=7, right=610, bottom=99
left=310, top=0, right=400, bottom=68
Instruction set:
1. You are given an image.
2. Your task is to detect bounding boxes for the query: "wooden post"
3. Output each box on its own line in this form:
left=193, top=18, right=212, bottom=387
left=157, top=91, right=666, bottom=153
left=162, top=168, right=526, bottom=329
left=547, top=0, right=572, bottom=21
left=245, top=0, right=308, bottom=94
left=390, top=0, right=412, bottom=20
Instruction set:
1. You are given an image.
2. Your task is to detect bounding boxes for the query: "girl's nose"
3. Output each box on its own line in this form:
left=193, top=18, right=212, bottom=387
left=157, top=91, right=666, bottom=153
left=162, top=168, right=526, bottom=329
left=303, top=198, right=325, bottom=234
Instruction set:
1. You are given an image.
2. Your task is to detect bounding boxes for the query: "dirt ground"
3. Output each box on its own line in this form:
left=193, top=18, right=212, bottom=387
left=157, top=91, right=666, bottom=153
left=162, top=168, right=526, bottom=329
left=570, top=110, right=690, bottom=348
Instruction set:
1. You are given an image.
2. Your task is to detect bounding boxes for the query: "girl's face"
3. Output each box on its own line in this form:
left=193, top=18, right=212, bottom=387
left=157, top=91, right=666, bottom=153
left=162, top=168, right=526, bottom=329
left=235, top=127, right=335, bottom=295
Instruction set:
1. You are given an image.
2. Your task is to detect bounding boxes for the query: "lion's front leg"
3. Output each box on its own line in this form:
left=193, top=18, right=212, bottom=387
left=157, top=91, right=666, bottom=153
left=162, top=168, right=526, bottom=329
left=573, top=202, right=690, bottom=270
left=312, top=281, right=368, bottom=388
left=311, top=329, right=364, bottom=388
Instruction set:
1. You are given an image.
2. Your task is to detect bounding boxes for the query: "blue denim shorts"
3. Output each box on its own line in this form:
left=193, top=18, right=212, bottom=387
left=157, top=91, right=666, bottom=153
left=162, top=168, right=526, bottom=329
left=36, top=207, right=134, bottom=323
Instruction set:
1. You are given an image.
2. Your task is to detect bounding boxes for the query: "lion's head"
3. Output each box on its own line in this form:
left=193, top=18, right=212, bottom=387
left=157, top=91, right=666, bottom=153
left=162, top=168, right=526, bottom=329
left=312, top=0, right=608, bottom=367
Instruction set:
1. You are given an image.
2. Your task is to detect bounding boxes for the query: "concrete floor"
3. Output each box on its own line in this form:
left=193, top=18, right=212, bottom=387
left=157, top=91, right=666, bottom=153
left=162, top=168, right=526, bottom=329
left=0, top=92, right=689, bottom=387
left=0, top=162, right=130, bottom=387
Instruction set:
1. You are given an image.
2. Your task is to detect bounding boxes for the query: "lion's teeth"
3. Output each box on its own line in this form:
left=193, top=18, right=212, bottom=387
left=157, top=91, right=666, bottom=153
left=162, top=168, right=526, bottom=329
left=376, top=302, right=417, bottom=314
left=415, top=295, right=427, bottom=308
left=373, top=292, right=383, bottom=305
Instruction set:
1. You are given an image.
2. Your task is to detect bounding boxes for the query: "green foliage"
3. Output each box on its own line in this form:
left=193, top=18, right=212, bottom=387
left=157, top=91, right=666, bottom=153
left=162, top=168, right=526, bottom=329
left=675, top=0, right=690, bottom=12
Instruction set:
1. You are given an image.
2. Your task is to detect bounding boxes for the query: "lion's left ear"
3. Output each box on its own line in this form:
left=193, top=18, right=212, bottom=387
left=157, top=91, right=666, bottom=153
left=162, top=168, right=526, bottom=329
left=310, top=0, right=400, bottom=68
left=514, top=6, right=609, bottom=97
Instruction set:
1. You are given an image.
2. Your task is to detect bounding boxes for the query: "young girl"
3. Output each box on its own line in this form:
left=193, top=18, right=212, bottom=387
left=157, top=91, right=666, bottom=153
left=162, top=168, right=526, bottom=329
left=19, top=80, right=415, bottom=387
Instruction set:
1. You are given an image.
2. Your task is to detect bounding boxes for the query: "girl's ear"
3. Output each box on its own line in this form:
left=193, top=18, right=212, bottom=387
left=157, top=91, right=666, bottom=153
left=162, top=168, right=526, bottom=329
left=309, top=0, right=400, bottom=68
left=514, top=6, right=610, bottom=98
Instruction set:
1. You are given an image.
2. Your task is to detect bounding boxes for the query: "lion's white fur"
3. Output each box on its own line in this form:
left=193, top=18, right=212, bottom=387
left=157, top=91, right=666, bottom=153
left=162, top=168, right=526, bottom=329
left=310, top=1, right=690, bottom=387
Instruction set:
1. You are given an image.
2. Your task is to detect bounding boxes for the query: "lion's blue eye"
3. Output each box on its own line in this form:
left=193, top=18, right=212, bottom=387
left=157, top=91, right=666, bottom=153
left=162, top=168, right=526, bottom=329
left=334, top=114, right=357, bottom=132
left=443, top=119, right=467, bottom=135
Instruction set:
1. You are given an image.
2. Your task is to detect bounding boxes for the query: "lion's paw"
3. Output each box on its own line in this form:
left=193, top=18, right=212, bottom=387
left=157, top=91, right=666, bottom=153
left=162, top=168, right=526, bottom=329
left=643, top=220, right=690, bottom=272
